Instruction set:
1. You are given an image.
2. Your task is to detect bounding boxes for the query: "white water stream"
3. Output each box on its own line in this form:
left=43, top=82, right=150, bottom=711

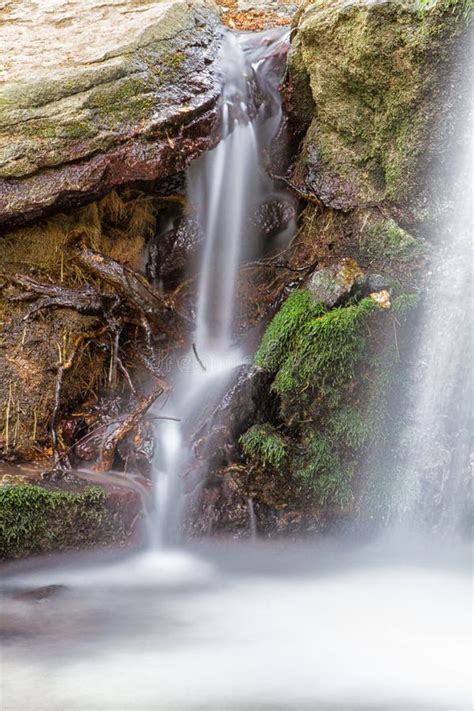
left=392, top=65, right=473, bottom=533
left=152, top=29, right=291, bottom=544
left=0, top=539, right=471, bottom=710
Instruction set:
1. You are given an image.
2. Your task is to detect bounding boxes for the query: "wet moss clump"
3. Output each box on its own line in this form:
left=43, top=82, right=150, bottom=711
left=243, top=290, right=418, bottom=509
left=0, top=484, right=129, bottom=559
left=392, top=292, right=421, bottom=317
left=255, top=289, right=326, bottom=374
left=292, top=430, right=353, bottom=507
left=271, top=295, right=379, bottom=413
left=240, top=424, right=287, bottom=470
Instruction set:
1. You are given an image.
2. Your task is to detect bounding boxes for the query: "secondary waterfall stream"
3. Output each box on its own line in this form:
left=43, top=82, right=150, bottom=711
left=153, top=29, right=292, bottom=544
left=391, top=68, right=473, bottom=534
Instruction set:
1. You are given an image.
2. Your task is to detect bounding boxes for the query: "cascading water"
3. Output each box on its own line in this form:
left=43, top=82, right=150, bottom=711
left=390, top=72, right=473, bottom=534
left=152, top=29, right=292, bottom=545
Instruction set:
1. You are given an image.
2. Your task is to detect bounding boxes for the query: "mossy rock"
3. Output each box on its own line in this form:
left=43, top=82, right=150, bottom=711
left=0, top=484, right=141, bottom=559
left=0, top=0, right=221, bottom=225
left=307, top=258, right=365, bottom=308
left=243, top=287, right=419, bottom=510
left=288, top=0, right=472, bottom=211
left=360, top=218, right=417, bottom=263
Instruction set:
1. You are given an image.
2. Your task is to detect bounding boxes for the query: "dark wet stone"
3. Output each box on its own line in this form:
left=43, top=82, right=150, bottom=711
left=182, top=365, right=277, bottom=531
left=147, top=215, right=203, bottom=285
left=248, top=198, right=296, bottom=240
left=367, top=273, right=392, bottom=293
left=14, top=585, right=68, bottom=603
left=190, top=365, right=276, bottom=466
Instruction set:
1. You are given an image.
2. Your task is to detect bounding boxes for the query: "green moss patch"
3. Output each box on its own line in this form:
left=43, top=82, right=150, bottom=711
left=259, top=292, right=386, bottom=406
left=240, top=425, right=288, bottom=470
left=419, top=0, right=473, bottom=21
left=293, top=430, right=353, bottom=507
left=360, top=219, right=417, bottom=263
left=255, top=289, right=326, bottom=373
left=0, top=484, right=132, bottom=559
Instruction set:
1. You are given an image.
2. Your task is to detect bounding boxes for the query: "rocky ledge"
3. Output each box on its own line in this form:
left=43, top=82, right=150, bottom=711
left=0, top=468, right=144, bottom=559
left=0, top=0, right=222, bottom=227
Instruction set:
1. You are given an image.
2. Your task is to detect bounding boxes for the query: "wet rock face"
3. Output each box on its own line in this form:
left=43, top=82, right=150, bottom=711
left=247, top=198, right=296, bottom=241
left=147, top=215, right=204, bottom=286
left=190, top=365, right=276, bottom=470
left=0, top=0, right=222, bottom=227
left=183, top=365, right=276, bottom=532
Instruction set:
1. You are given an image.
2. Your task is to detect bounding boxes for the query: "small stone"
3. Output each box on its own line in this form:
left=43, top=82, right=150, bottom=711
left=308, top=258, right=365, bottom=308
left=14, top=585, right=68, bottom=603
left=367, top=274, right=391, bottom=293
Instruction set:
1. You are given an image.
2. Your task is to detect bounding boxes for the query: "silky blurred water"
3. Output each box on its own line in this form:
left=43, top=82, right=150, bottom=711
left=1, top=25, right=472, bottom=711
left=152, top=28, right=293, bottom=544
left=0, top=538, right=471, bottom=711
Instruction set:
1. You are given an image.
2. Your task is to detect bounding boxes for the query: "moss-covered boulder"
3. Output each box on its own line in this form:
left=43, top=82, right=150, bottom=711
left=288, top=0, right=471, bottom=213
left=0, top=479, right=142, bottom=559
left=238, top=285, right=419, bottom=522
left=0, top=0, right=222, bottom=226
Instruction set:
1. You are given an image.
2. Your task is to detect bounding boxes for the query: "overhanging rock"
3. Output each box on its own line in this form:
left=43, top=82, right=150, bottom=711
left=0, top=0, right=223, bottom=227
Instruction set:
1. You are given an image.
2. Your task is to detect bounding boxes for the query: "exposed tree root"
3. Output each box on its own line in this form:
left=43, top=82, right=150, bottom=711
left=7, top=274, right=118, bottom=321
left=70, top=230, right=170, bottom=318
left=94, top=385, right=164, bottom=473
left=2, top=227, right=184, bottom=467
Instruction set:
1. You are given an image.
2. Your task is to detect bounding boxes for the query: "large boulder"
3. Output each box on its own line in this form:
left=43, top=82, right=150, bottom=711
left=0, top=0, right=222, bottom=227
left=288, top=0, right=471, bottom=215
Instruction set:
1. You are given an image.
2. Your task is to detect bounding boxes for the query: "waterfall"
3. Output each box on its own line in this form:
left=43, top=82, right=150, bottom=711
left=2, top=29, right=471, bottom=711
left=393, top=74, right=473, bottom=534
left=152, top=29, right=291, bottom=545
